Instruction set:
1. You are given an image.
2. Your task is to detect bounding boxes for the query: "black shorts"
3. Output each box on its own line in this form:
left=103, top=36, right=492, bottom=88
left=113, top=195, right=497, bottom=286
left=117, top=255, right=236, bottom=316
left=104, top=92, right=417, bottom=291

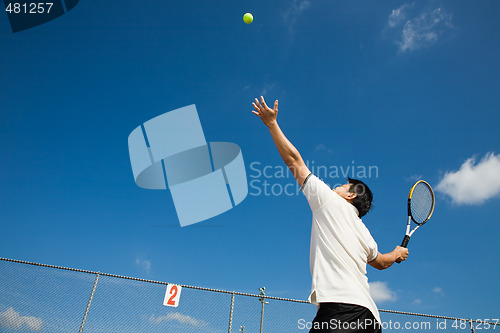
left=309, top=302, right=382, bottom=333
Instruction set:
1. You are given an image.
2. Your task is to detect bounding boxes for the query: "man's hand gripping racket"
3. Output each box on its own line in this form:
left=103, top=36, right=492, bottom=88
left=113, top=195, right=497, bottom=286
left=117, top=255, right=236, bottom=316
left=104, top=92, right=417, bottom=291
left=397, top=180, right=436, bottom=263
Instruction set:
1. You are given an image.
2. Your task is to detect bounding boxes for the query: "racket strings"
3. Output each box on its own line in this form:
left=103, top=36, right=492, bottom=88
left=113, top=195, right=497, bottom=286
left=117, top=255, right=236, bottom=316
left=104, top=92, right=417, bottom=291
left=410, top=183, right=434, bottom=224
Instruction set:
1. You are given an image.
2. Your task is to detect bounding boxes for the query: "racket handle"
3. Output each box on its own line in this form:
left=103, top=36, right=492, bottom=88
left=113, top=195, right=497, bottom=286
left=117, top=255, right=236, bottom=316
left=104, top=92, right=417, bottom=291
left=396, top=236, right=411, bottom=264
left=400, top=235, right=410, bottom=248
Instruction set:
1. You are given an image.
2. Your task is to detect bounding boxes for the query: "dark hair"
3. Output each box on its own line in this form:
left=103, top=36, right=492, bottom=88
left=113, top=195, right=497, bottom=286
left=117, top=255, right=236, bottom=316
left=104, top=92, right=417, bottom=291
left=347, top=178, right=373, bottom=218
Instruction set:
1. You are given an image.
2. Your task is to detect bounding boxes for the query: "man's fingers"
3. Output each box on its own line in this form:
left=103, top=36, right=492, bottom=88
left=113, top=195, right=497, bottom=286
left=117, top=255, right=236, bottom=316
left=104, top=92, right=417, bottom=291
left=254, top=96, right=277, bottom=112
left=260, top=96, right=268, bottom=109
left=251, top=110, right=261, bottom=117
left=400, top=249, right=408, bottom=261
left=255, top=98, right=264, bottom=110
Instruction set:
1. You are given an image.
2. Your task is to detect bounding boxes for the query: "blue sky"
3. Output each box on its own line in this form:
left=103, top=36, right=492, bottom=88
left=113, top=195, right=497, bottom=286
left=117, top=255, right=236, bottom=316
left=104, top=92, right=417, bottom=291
left=1, top=0, right=500, bottom=330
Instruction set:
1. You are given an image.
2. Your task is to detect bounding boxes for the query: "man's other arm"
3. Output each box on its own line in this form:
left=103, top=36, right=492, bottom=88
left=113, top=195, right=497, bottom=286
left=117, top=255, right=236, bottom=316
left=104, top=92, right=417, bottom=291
left=369, top=246, right=409, bottom=270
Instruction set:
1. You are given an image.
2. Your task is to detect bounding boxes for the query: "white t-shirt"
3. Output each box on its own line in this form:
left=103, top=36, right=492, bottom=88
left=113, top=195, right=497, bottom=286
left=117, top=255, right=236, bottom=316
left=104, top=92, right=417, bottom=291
left=301, top=174, right=381, bottom=323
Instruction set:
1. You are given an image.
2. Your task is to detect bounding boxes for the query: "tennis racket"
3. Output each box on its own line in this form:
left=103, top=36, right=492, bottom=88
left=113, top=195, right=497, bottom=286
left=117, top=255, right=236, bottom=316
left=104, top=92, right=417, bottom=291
left=397, top=180, right=435, bottom=261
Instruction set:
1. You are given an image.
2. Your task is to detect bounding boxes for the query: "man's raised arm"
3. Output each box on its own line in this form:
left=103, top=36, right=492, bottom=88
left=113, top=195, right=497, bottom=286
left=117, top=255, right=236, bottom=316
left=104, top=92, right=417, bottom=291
left=252, top=96, right=310, bottom=187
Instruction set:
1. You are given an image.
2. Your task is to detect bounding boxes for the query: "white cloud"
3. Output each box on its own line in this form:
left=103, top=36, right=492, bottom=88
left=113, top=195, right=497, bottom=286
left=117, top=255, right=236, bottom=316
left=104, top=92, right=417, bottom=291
left=388, top=4, right=412, bottom=28
left=135, top=257, right=152, bottom=274
left=369, top=281, right=397, bottom=303
left=413, top=298, right=422, bottom=305
left=315, top=144, right=333, bottom=154
left=404, top=174, right=424, bottom=183
left=260, top=83, right=276, bottom=97
left=436, top=153, right=500, bottom=205
left=386, top=5, right=453, bottom=52
left=282, top=0, right=311, bottom=32
left=433, top=287, right=444, bottom=296
left=244, top=83, right=278, bottom=97
left=0, top=307, right=43, bottom=331
left=149, top=312, right=207, bottom=328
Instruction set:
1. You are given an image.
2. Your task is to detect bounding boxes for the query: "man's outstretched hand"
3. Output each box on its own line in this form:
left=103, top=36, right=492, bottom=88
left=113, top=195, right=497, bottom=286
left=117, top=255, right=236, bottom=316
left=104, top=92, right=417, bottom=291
left=252, top=96, right=278, bottom=127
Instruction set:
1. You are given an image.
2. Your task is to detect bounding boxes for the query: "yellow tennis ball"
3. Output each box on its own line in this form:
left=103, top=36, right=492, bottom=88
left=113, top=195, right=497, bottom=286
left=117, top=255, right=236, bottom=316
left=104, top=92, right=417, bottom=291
left=243, top=13, right=253, bottom=24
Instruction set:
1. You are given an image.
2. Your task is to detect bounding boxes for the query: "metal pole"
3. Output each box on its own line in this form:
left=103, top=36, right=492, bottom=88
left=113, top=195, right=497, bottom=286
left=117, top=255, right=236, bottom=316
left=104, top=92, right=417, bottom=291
left=469, top=319, right=476, bottom=333
left=78, top=272, right=100, bottom=333
left=228, top=292, right=235, bottom=333
left=259, top=287, right=268, bottom=333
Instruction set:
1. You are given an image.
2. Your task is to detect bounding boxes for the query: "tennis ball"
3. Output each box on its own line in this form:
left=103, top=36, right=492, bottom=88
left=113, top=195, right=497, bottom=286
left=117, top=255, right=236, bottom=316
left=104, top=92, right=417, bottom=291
left=243, top=13, right=253, bottom=24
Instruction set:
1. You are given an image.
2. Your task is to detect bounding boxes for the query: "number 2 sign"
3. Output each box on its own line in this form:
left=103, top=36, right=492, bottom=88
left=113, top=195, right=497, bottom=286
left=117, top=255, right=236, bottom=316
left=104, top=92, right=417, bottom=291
left=163, top=284, right=182, bottom=307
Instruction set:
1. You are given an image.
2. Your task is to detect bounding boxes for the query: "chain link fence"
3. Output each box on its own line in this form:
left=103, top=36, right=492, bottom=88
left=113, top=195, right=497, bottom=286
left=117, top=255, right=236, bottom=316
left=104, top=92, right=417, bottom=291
left=0, top=257, right=498, bottom=333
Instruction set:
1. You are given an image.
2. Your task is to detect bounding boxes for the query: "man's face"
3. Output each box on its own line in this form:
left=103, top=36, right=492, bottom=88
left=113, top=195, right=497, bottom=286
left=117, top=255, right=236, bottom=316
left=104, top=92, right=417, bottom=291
left=334, top=183, right=356, bottom=201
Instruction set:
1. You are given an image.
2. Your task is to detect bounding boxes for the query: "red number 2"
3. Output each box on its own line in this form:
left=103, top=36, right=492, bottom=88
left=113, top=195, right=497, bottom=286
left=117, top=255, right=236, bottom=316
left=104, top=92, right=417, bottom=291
left=167, top=286, right=178, bottom=306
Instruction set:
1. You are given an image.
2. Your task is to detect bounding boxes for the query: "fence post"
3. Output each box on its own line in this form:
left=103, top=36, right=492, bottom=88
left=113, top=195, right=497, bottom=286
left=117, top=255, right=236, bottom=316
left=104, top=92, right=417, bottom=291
left=259, top=287, right=269, bottom=333
left=469, top=319, right=476, bottom=333
left=228, top=292, right=235, bottom=333
left=78, top=272, right=100, bottom=333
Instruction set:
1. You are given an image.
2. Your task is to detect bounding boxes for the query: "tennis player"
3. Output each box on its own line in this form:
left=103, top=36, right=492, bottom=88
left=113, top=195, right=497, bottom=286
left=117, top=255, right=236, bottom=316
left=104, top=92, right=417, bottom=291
left=252, top=96, right=409, bottom=333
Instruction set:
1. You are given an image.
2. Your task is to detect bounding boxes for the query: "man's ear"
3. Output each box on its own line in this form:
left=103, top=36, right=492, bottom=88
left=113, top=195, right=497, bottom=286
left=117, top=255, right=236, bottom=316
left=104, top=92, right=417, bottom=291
left=346, top=192, right=357, bottom=201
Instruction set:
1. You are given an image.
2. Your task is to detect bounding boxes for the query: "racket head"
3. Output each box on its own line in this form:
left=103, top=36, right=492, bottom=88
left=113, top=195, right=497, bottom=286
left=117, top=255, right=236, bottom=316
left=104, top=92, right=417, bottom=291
left=407, top=180, right=435, bottom=225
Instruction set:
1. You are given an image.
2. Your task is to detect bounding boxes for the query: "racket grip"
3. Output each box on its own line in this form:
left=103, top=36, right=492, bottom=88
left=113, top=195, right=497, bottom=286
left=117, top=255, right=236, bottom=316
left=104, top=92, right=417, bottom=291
left=396, top=236, right=411, bottom=263
left=400, top=235, right=410, bottom=248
